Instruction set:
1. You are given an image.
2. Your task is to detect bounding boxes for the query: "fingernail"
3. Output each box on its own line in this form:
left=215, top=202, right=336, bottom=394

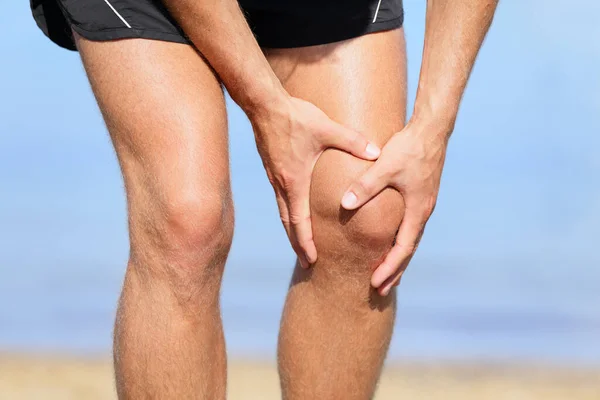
left=382, top=287, right=391, bottom=296
left=365, top=142, right=381, bottom=158
left=341, top=192, right=358, bottom=209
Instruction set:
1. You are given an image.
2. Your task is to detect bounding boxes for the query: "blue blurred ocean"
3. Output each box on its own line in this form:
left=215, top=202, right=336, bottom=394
left=1, top=2, right=599, bottom=365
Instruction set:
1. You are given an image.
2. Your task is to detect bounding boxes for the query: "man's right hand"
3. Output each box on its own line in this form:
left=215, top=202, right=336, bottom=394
left=250, top=94, right=381, bottom=268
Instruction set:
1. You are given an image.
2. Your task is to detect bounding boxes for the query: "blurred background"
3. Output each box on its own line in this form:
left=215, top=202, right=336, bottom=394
left=1, top=0, right=599, bottom=399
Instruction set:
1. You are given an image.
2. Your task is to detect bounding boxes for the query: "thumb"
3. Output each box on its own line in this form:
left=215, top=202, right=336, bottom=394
left=341, top=161, right=390, bottom=210
left=322, top=120, right=381, bottom=161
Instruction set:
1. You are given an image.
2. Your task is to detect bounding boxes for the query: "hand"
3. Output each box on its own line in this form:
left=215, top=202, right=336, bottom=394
left=340, top=119, right=449, bottom=295
left=251, top=94, right=381, bottom=268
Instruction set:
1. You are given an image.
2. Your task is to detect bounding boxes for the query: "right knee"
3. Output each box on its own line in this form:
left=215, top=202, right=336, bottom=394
left=129, top=186, right=234, bottom=291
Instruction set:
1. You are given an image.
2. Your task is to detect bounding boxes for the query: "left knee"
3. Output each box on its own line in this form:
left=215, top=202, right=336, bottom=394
left=310, top=149, right=405, bottom=268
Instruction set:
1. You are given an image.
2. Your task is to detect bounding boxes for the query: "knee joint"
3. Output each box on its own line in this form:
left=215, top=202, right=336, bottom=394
left=310, top=151, right=405, bottom=263
left=130, top=188, right=234, bottom=290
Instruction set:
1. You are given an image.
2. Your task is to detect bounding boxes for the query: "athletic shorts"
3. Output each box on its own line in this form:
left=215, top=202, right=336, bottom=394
left=30, top=0, right=404, bottom=50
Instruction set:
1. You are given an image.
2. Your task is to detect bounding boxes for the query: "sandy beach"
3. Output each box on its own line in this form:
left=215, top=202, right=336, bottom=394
left=1, top=355, right=598, bottom=399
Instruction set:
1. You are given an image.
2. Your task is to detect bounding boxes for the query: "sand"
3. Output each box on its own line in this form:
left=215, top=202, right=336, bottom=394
left=0, top=355, right=599, bottom=399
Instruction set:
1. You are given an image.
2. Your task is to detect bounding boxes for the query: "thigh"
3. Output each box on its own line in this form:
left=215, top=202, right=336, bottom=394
left=75, top=35, right=231, bottom=247
left=264, top=29, right=407, bottom=244
left=264, top=28, right=407, bottom=143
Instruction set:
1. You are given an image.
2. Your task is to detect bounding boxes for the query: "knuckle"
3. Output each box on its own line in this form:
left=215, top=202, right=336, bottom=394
left=382, top=164, right=397, bottom=181
left=298, top=238, right=313, bottom=249
left=289, top=213, right=310, bottom=225
left=278, top=170, right=296, bottom=186
left=385, top=263, right=400, bottom=275
left=424, top=196, right=437, bottom=216
left=401, top=243, right=417, bottom=256
left=314, top=126, right=329, bottom=144
left=347, top=130, right=363, bottom=147
left=356, top=179, right=374, bottom=195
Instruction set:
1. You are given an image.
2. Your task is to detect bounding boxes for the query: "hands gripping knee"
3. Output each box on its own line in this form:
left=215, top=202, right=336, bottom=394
left=309, top=149, right=405, bottom=282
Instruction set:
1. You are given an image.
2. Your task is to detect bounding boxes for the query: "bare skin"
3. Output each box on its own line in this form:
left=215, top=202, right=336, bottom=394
left=69, top=0, right=497, bottom=398
left=265, top=29, right=407, bottom=399
left=74, top=2, right=380, bottom=399
left=73, top=18, right=383, bottom=400
left=343, top=0, right=499, bottom=296
left=76, top=29, right=406, bottom=400
left=75, top=35, right=232, bottom=398
left=162, top=0, right=382, bottom=269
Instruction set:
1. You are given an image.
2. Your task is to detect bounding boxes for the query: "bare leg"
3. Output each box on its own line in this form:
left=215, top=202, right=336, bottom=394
left=75, top=35, right=232, bottom=399
left=266, top=29, right=408, bottom=399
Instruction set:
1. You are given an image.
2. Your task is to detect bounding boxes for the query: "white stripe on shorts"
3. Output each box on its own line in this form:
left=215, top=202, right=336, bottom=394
left=372, top=0, right=383, bottom=23
left=102, top=0, right=132, bottom=28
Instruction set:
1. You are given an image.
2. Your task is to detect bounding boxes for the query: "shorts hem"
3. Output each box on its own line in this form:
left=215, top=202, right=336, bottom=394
left=70, top=24, right=191, bottom=50
left=367, top=14, right=404, bottom=34
left=256, top=14, right=404, bottom=49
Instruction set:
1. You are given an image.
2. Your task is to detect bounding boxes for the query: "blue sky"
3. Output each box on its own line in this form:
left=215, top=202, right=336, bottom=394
left=1, top=1, right=599, bottom=360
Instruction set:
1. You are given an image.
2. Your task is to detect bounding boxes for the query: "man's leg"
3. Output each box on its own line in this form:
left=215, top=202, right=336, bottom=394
left=75, top=35, right=232, bottom=399
left=265, top=29, right=407, bottom=399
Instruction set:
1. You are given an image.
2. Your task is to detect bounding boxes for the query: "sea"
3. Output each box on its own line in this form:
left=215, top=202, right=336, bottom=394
left=1, top=1, right=599, bottom=366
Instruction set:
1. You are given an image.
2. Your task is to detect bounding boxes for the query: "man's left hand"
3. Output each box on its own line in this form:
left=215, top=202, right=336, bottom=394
left=340, top=119, right=450, bottom=296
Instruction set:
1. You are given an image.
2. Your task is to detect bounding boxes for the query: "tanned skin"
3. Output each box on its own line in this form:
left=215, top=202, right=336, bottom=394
left=161, top=0, right=382, bottom=269
left=272, top=1, right=498, bottom=397
left=71, top=0, right=497, bottom=398
left=343, top=0, right=499, bottom=296
left=266, top=30, right=407, bottom=399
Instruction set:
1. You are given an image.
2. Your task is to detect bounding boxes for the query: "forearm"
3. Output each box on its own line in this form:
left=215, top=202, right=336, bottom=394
left=412, top=0, right=498, bottom=135
left=162, top=0, right=285, bottom=115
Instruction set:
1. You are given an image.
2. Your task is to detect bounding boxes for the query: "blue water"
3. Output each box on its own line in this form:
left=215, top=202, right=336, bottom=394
left=1, top=2, right=599, bottom=365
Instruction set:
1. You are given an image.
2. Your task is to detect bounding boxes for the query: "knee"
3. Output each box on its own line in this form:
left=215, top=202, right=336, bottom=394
left=129, top=184, right=234, bottom=287
left=310, top=149, right=405, bottom=262
left=158, top=189, right=234, bottom=257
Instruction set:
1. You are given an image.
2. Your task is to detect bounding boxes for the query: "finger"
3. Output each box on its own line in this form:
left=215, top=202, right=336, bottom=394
left=370, top=243, right=406, bottom=289
left=371, top=210, right=425, bottom=289
left=291, top=213, right=317, bottom=267
left=341, top=161, right=390, bottom=210
left=378, top=268, right=405, bottom=296
left=288, top=182, right=318, bottom=266
left=322, top=121, right=381, bottom=160
left=274, top=193, right=292, bottom=236
left=275, top=193, right=310, bottom=269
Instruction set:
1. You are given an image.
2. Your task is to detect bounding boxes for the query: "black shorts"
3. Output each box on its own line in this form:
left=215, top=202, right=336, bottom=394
left=30, top=0, right=404, bottom=50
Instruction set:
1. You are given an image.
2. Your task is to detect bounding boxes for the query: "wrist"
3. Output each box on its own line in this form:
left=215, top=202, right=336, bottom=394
left=406, top=111, right=455, bottom=145
left=235, top=75, right=289, bottom=120
left=410, top=102, right=457, bottom=141
left=411, top=82, right=462, bottom=139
